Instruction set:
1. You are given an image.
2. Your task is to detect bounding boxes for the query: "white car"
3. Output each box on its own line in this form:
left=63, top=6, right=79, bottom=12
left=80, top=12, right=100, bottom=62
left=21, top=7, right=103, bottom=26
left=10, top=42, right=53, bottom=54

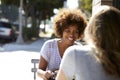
left=0, top=21, right=16, bottom=41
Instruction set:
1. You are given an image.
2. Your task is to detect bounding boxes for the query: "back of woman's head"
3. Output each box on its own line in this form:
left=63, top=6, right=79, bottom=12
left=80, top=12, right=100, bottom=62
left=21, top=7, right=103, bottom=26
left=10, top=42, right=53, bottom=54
left=85, top=5, right=120, bottom=77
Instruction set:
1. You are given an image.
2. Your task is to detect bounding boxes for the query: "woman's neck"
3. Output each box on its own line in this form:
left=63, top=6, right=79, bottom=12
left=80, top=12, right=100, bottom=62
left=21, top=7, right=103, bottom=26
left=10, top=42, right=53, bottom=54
left=58, top=40, right=72, bottom=58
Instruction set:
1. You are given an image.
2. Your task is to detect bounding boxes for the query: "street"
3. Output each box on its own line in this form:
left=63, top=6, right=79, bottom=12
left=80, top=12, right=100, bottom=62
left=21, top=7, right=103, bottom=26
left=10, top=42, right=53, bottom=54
left=0, top=38, right=48, bottom=52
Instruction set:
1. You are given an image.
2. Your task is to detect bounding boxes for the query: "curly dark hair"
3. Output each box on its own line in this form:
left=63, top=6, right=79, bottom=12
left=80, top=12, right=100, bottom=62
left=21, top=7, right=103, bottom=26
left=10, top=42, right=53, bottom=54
left=53, top=8, right=87, bottom=39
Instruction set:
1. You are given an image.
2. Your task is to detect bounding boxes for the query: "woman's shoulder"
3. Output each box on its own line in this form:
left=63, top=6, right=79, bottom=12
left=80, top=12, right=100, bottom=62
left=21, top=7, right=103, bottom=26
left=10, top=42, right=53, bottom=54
left=68, top=45, right=92, bottom=52
left=42, top=38, right=60, bottom=48
left=44, top=38, right=59, bottom=44
left=65, top=45, right=93, bottom=58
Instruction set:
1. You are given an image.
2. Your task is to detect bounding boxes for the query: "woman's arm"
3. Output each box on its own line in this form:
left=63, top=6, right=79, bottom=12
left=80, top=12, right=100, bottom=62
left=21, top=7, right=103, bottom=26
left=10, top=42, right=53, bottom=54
left=39, top=56, right=48, bottom=70
left=37, top=56, right=48, bottom=79
left=56, top=69, right=67, bottom=80
left=37, top=56, right=54, bottom=80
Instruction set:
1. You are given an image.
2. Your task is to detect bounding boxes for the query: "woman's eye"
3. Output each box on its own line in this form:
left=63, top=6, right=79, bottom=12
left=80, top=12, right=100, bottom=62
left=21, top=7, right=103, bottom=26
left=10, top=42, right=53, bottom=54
left=75, top=31, right=79, bottom=34
left=64, top=29, right=70, bottom=33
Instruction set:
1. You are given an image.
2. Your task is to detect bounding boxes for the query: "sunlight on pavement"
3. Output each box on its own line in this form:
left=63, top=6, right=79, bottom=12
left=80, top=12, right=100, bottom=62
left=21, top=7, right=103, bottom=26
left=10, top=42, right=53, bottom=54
left=0, top=47, right=4, bottom=51
left=0, top=51, right=42, bottom=80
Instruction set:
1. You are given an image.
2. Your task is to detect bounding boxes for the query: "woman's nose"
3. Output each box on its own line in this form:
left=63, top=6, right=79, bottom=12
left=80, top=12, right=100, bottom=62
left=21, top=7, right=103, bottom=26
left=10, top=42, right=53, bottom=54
left=69, top=31, right=74, bottom=36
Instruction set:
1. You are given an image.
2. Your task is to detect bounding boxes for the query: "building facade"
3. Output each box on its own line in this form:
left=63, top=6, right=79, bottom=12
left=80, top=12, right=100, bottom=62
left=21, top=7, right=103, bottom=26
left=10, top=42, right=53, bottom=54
left=92, top=0, right=120, bottom=15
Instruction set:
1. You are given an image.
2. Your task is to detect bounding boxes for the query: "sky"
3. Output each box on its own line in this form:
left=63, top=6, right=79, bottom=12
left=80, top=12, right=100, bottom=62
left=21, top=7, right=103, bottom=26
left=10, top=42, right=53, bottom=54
left=67, top=0, right=79, bottom=9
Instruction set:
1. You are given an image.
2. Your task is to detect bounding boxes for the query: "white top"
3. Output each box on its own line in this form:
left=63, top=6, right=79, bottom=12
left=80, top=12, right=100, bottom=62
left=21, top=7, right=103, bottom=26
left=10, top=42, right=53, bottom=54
left=60, top=45, right=120, bottom=80
left=40, top=39, right=61, bottom=71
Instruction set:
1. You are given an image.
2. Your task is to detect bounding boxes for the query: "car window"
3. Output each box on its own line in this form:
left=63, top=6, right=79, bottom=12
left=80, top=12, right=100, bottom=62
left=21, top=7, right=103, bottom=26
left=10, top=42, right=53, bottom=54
left=0, top=22, right=12, bottom=28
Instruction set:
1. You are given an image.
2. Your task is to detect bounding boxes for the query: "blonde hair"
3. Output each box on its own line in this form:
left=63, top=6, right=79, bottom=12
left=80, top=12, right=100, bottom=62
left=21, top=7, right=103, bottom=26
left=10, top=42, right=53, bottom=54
left=85, top=5, right=120, bottom=77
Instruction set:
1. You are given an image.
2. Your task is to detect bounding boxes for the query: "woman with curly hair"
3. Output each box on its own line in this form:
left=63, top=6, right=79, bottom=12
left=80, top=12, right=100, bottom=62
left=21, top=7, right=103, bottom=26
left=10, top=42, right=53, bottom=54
left=56, top=5, right=120, bottom=80
left=37, top=8, right=87, bottom=80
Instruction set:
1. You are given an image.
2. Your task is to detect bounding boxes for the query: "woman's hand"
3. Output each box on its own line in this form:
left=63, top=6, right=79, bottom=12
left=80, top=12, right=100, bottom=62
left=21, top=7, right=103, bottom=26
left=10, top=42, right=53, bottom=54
left=37, top=69, right=54, bottom=80
left=44, top=70, right=54, bottom=80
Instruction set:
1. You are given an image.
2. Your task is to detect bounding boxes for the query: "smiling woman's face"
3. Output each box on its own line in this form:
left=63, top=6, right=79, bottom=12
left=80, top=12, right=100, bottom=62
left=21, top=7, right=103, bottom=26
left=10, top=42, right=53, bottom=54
left=61, top=25, right=79, bottom=45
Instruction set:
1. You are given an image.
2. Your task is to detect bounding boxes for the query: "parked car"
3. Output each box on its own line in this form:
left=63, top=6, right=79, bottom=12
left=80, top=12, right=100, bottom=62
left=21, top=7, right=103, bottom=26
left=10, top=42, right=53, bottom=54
left=0, top=21, right=16, bottom=41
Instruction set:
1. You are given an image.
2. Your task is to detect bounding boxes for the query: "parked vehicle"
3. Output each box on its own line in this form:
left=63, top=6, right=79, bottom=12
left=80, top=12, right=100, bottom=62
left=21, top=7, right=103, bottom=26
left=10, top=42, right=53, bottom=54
left=0, top=21, right=16, bottom=41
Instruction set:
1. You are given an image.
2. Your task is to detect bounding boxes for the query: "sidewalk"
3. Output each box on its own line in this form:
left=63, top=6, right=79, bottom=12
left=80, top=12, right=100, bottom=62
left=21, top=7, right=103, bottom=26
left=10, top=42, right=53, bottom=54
left=0, top=38, right=48, bottom=52
left=0, top=38, right=49, bottom=80
left=0, top=51, right=42, bottom=80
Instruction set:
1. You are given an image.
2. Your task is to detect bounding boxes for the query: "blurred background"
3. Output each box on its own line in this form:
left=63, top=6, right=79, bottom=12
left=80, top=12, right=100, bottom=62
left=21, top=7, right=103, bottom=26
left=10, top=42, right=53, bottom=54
left=0, top=0, right=120, bottom=45
left=0, top=0, right=120, bottom=80
left=0, top=1, right=92, bottom=80
left=0, top=0, right=92, bottom=44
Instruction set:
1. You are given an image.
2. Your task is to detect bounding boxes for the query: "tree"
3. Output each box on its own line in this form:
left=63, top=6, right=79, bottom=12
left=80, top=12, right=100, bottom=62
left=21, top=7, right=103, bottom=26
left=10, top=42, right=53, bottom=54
left=0, top=0, right=65, bottom=40
left=79, top=0, right=92, bottom=12
left=78, top=0, right=92, bottom=19
left=0, top=4, right=18, bottom=22
left=1, top=0, right=65, bottom=21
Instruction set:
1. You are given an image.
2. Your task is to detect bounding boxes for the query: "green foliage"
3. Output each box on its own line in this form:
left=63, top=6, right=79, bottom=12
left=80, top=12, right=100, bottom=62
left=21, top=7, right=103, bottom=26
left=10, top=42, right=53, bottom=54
left=1, top=0, right=65, bottom=39
left=0, top=4, right=18, bottom=22
left=50, top=33, right=58, bottom=39
left=79, top=0, right=92, bottom=12
left=1, top=0, right=65, bottom=21
left=84, top=0, right=92, bottom=12
left=23, top=26, right=39, bottom=41
left=1, top=0, right=19, bottom=6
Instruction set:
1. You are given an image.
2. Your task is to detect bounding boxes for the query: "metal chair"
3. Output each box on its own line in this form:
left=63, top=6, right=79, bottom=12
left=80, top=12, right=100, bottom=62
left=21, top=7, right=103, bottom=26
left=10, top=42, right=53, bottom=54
left=31, top=59, right=39, bottom=80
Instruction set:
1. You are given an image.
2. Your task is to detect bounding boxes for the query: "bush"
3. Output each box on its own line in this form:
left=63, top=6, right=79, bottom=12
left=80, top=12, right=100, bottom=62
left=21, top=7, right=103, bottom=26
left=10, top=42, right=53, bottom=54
left=22, top=26, right=39, bottom=41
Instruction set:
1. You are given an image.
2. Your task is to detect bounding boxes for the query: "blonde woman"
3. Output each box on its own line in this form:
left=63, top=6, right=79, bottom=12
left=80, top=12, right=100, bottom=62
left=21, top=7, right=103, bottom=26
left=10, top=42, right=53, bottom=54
left=56, top=5, right=120, bottom=80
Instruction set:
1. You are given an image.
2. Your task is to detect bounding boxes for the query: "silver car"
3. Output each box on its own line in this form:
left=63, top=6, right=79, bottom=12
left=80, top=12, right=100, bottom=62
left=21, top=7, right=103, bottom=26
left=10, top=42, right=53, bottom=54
left=0, top=21, right=16, bottom=41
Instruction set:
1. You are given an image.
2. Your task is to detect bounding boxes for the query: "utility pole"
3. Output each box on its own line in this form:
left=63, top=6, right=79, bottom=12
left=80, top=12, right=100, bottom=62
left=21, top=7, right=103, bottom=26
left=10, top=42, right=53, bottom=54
left=16, top=0, right=24, bottom=44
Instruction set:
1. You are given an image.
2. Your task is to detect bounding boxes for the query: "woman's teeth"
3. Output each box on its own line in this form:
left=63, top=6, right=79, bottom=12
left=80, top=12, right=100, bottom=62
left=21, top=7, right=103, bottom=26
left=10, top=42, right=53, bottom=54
left=68, top=37, right=73, bottom=41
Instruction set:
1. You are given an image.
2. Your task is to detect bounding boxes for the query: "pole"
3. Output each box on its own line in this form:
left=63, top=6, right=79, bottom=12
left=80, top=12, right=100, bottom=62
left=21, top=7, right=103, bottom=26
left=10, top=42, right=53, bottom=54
left=16, top=0, right=24, bottom=44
